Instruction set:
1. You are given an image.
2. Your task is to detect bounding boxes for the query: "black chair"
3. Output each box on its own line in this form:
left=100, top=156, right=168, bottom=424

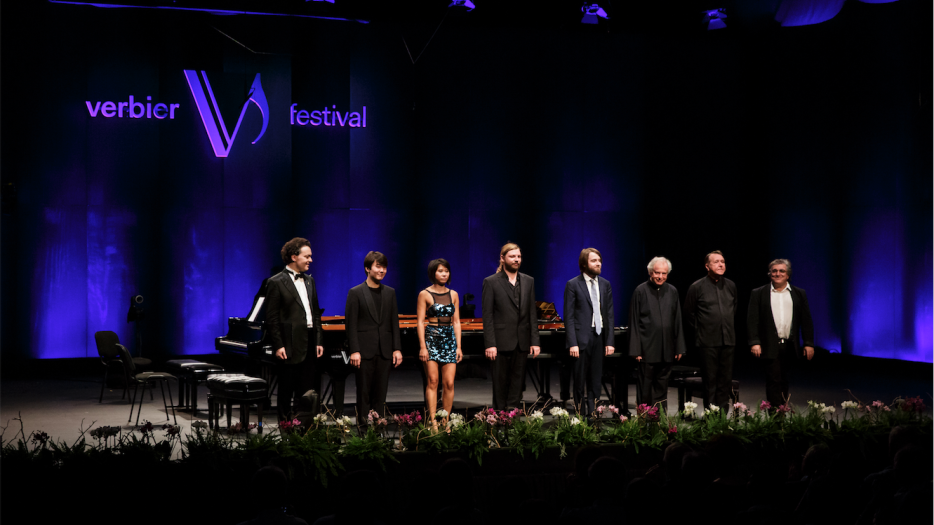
left=115, top=344, right=178, bottom=426
left=94, top=331, right=152, bottom=403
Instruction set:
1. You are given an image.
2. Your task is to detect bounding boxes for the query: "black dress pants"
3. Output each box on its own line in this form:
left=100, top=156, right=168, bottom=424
left=572, top=330, right=604, bottom=415
left=699, top=345, right=735, bottom=412
left=356, top=355, right=392, bottom=424
left=491, top=347, right=528, bottom=410
left=764, top=341, right=794, bottom=408
left=277, top=356, right=318, bottom=422
left=638, top=361, right=672, bottom=412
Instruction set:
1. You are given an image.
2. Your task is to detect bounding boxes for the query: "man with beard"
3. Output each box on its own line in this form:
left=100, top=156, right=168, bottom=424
left=563, top=248, right=616, bottom=416
left=265, top=237, right=324, bottom=423
left=684, top=250, right=737, bottom=413
left=482, top=242, right=541, bottom=411
left=628, top=256, right=686, bottom=412
left=346, top=251, right=402, bottom=424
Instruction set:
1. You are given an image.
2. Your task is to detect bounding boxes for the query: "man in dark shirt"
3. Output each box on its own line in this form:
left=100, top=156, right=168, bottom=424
left=683, top=250, right=737, bottom=413
left=628, top=257, right=686, bottom=412
left=345, top=251, right=402, bottom=424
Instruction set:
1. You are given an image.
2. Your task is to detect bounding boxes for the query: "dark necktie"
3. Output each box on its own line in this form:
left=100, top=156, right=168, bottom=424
left=292, top=272, right=305, bottom=281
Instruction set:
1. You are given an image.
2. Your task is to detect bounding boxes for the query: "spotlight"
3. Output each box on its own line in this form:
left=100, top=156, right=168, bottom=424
left=705, top=8, right=727, bottom=30
left=581, top=3, right=609, bottom=24
left=448, top=0, right=476, bottom=11
left=127, top=295, right=145, bottom=323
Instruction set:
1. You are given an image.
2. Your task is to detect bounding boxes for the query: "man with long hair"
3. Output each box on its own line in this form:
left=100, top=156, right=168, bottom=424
left=481, top=242, right=541, bottom=410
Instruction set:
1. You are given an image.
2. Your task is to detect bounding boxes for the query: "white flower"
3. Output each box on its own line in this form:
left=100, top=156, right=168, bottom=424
left=549, top=407, right=569, bottom=418
left=841, top=401, right=858, bottom=409
left=314, top=414, right=328, bottom=423
left=446, top=419, right=463, bottom=429
left=450, top=413, right=464, bottom=422
left=709, top=405, right=720, bottom=412
left=528, top=411, right=544, bottom=421
left=684, top=402, right=698, bottom=412
left=569, top=417, right=581, bottom=426
left=435, top=409, right=449, bottom=418
left=821, top=406, right=835, bottom=414
left=339, top=416, right=353, bottom=426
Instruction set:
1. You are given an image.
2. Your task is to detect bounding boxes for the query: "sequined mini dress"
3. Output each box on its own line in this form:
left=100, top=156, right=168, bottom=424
left=425, top=290, right=457, bottom=364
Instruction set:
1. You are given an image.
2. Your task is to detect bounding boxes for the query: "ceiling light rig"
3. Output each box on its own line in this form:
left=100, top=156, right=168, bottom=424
left=704, top=8, right=727, bottom=30
left=581, top=3, right=610, bottom=25
left=448, top=0, right=476, bottom=11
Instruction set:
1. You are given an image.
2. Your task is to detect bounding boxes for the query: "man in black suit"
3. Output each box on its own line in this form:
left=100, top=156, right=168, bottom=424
left=482, top=242, right=541, bottom=411
left=265, top=237, right=324, bottom=423
left=628, top=256, right=686, bottom=412
left=747, top=258, right=814, bottom=409
left=564, top=248, right=616, bottom=416
left=345, top=251, right=402, bottom=424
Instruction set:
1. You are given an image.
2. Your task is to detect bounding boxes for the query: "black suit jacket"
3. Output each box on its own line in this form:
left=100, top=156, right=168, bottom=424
left=482, top=271, right=541, bottom=352
left=563, top=274, right=615, bottom=349
left=747, top=284, right=815, bottom=360
left=345, top=282, right=401, bottom=359
left=265, top=271, right=324, bottom=365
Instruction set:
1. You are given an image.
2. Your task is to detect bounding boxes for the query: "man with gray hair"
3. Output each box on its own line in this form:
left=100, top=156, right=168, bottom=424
left=628, top=256, right=686, bottom=412
left=747, top=258, right=815, bottom=408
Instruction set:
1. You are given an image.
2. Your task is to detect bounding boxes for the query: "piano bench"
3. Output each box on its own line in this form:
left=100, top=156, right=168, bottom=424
left=206, top=374, right=268, bottom=432
left=165, top=360, right=225, bottom=414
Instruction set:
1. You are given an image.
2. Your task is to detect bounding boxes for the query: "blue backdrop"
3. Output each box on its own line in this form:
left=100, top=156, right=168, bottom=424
left=1, top=2, right=930, bottom=363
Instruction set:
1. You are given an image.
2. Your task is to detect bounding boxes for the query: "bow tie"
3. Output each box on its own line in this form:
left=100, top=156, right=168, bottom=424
left=292, top=272, right=305, bottom=281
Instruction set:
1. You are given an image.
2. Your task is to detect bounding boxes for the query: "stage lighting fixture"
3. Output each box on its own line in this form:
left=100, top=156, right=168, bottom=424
left=704, top=8, right=727, bottom=30
left=127, top=294, right=145, bottom=323
left=307, top=0, right=335, bottom=3
left=448, top=0, right=476, bottom=11
left=581, top=4, right=610, bottom=24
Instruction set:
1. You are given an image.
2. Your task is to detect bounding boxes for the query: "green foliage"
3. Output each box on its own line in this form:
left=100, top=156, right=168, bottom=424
left=278, top=428, right=343, bottom=486
left=447, top=421, right=491, bottom=465
left=550, top=416, right=600, bottom=451
left=341, top=426, right=398, bottom=472
left=507, top=417, right=551, bottom=459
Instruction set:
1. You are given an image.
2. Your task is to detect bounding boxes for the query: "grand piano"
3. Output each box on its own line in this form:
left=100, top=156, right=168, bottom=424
left=215, top=277, right=633, bottom=414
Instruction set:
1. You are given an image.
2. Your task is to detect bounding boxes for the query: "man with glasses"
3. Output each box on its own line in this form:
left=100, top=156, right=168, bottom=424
left=747, top=259, right=815, bottom=409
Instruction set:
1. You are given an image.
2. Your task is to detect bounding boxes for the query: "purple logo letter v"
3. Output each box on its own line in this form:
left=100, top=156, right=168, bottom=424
left=183, top=70, right=270, bottom=158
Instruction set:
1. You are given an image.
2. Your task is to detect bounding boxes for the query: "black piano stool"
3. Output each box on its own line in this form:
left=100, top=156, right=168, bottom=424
left=206, top=374, right=268, bottom=432
left=165, top=360, right=225, bottom=414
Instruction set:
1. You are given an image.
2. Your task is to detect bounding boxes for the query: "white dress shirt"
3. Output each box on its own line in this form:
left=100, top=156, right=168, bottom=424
left=584, top=274, right=601, bottom=329
left=770, top=283, right=793, bottom=340
left=286, top=268, right=313, bottom=328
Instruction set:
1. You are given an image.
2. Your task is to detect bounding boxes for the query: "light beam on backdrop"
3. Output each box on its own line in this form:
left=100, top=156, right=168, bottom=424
left=774, top=0, right=846, bottom=27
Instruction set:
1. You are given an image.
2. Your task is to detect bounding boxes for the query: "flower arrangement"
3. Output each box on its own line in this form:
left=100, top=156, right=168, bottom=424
left=2, top=395, right=929, bottom=490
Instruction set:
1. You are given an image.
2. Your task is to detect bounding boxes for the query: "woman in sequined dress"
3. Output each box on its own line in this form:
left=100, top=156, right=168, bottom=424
left=417, top=259, right=463, bottom=422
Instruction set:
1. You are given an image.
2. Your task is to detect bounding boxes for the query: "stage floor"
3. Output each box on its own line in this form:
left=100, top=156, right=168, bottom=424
left=1, top=354, right=930, bottom=452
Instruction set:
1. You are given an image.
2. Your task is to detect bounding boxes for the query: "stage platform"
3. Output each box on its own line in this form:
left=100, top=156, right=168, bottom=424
left=1, top=352, right=929, bottom=449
